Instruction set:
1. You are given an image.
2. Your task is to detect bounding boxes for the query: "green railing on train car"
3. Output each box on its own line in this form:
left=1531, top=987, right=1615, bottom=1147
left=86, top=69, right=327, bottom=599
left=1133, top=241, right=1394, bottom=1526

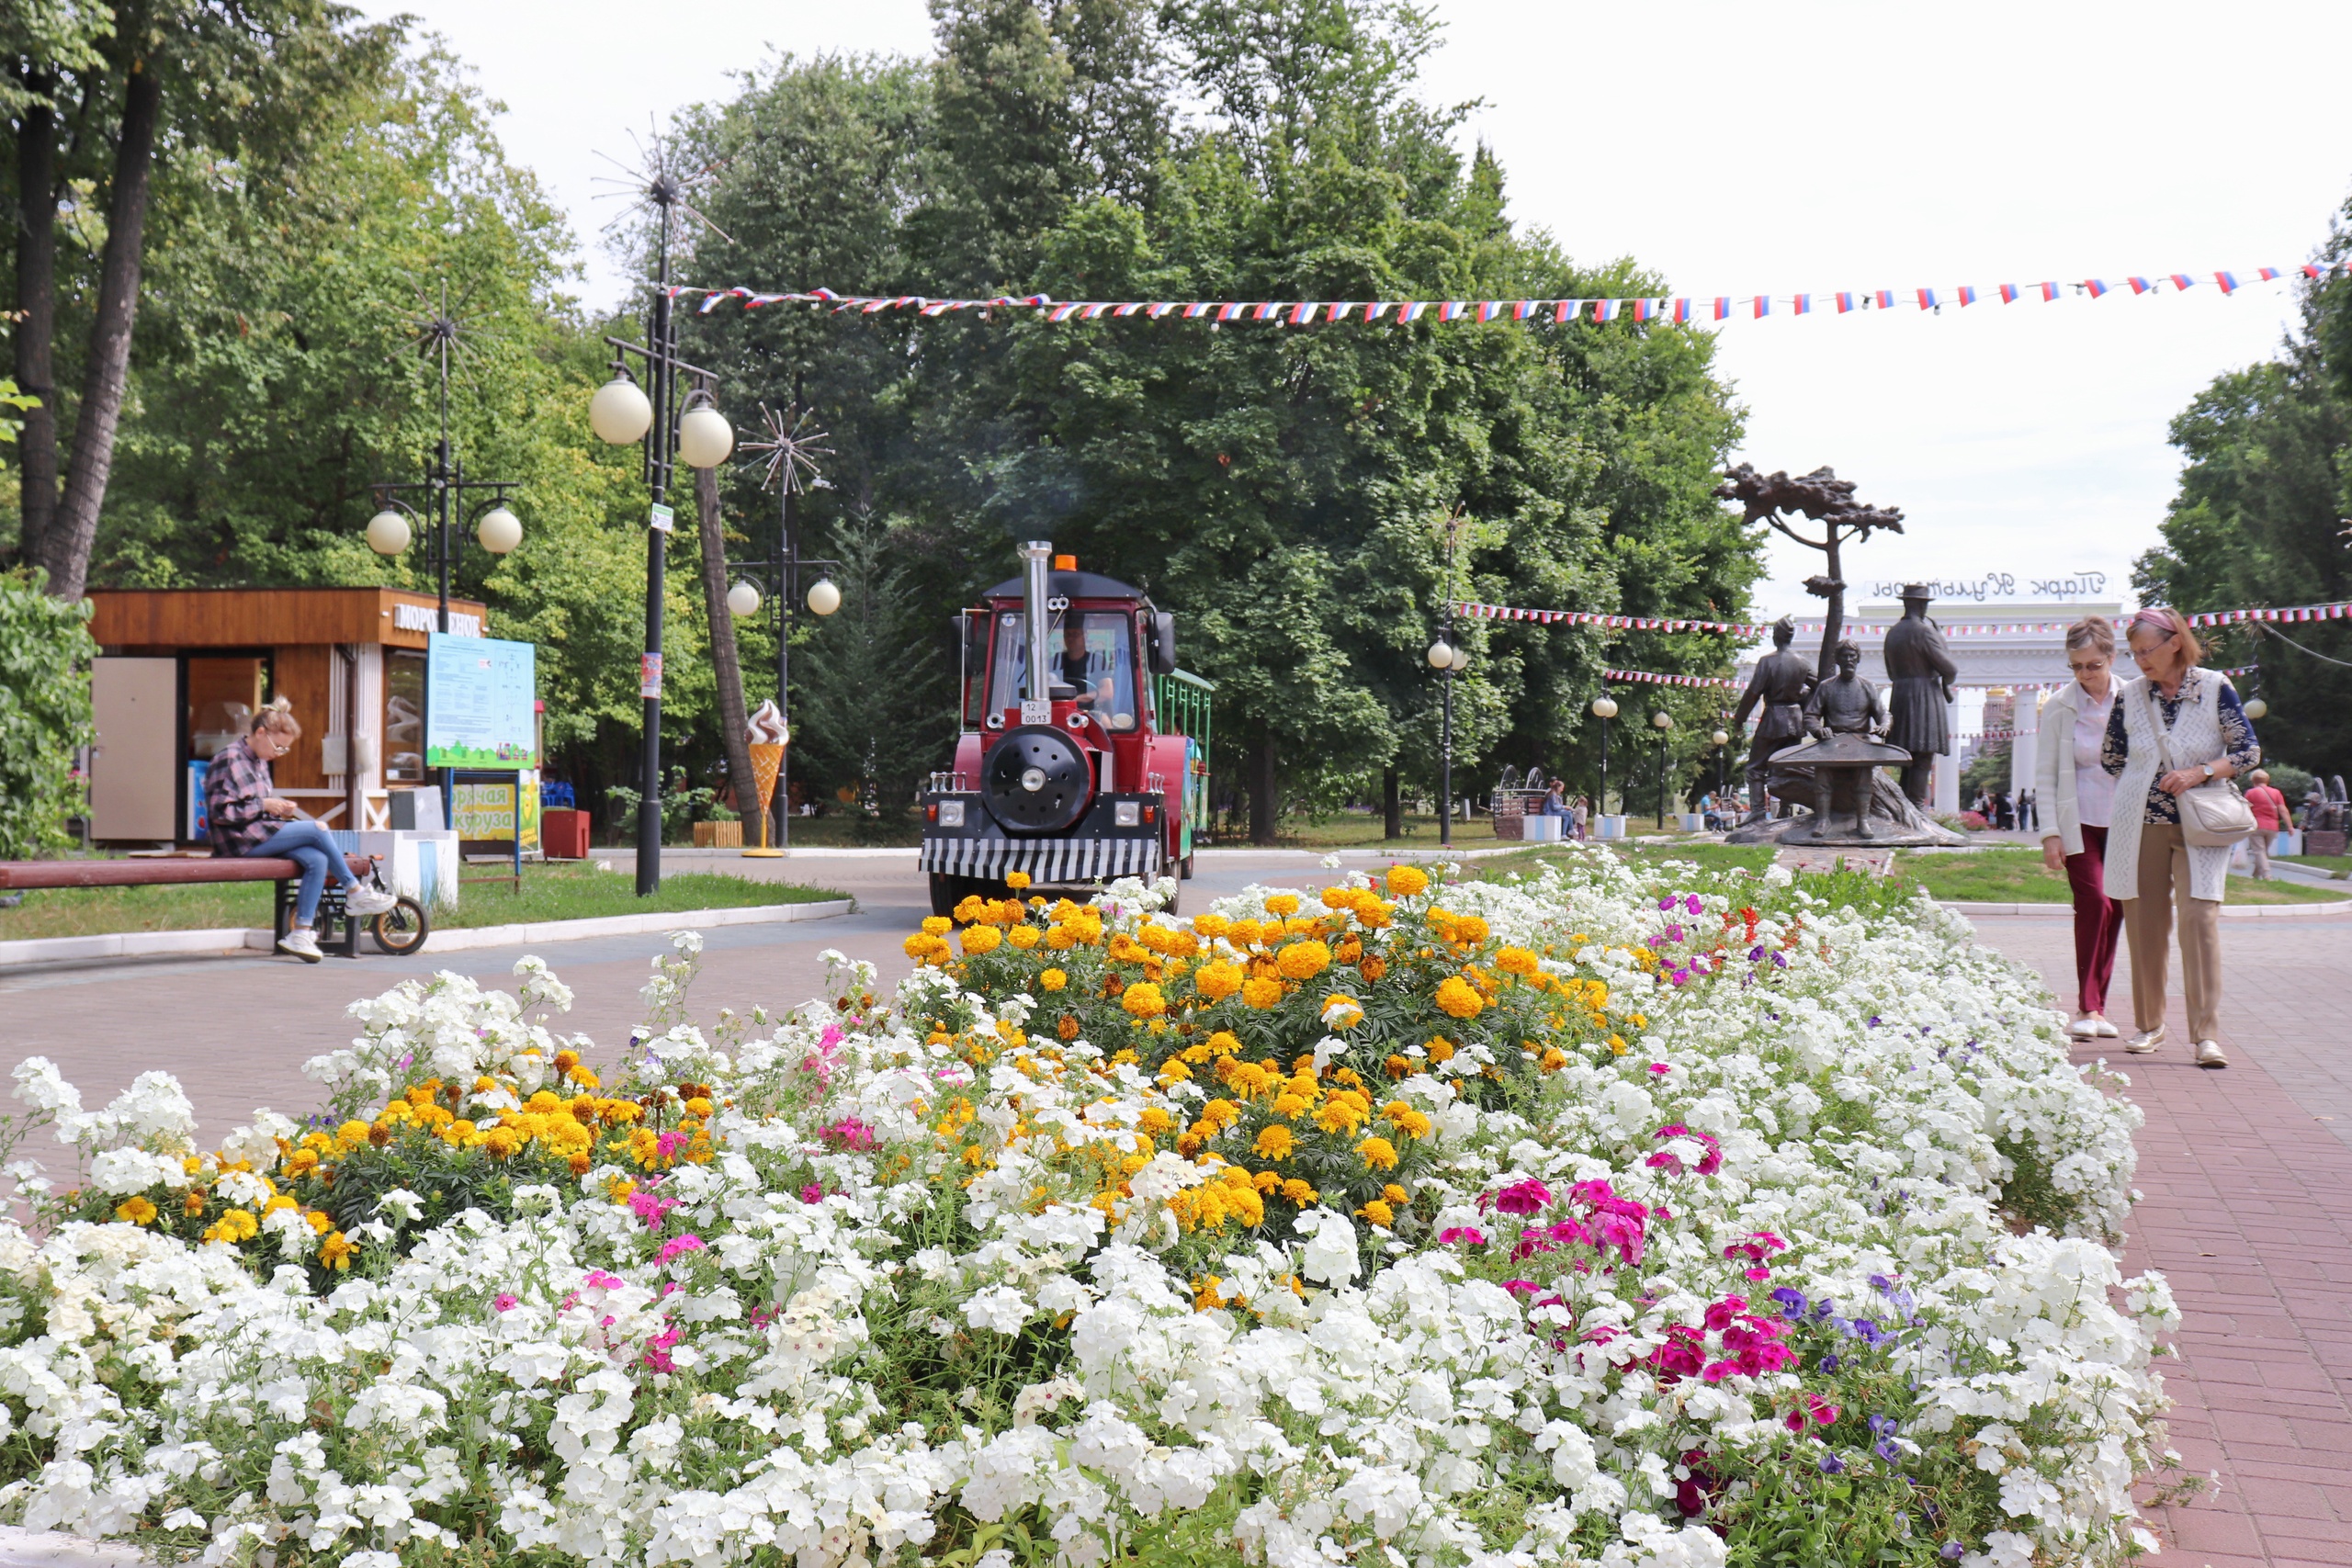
left=1152, top=671, right=1216, bottom=861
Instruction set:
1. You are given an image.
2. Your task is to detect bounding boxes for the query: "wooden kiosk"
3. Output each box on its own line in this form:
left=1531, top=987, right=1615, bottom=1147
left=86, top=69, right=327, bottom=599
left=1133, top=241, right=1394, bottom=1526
left=85, top=587, right=491, bottom=845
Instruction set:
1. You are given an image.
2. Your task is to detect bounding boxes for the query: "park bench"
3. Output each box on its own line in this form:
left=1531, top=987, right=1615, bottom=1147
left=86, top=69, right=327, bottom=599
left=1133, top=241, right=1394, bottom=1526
left=0, top=856, right=421, bottom=959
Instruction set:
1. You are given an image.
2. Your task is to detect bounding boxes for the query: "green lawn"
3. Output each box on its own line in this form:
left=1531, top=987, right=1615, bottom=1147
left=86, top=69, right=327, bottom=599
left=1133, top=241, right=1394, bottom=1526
left=2279, top=853, right=2352, bottom=879
left=1894, top=847, right=2346, bottom=906
left=0, top=862, right=844, bottom=942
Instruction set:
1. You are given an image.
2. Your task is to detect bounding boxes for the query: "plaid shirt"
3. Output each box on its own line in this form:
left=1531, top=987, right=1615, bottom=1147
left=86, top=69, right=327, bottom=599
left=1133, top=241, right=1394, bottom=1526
left=204, top=737, right=276, bottom=856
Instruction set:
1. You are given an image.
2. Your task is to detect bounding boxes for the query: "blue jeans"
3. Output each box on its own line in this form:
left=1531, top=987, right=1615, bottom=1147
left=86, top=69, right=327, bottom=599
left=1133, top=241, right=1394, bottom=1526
left=251, top=820, right=345, bottom=925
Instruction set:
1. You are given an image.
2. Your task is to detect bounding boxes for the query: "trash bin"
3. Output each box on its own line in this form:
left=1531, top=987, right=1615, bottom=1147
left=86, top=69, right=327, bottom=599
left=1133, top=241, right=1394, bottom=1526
left=542, top=808, right=591, bottom=861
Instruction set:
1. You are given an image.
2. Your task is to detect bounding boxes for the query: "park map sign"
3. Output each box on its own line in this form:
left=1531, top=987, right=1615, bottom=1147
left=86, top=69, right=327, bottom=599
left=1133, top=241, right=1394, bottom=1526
left=425, top=633, right=537, bottom=770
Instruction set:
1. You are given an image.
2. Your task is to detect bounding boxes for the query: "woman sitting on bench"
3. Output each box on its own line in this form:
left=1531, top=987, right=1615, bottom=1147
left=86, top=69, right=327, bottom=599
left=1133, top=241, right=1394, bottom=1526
left=204, top=698, right=394, bottom=961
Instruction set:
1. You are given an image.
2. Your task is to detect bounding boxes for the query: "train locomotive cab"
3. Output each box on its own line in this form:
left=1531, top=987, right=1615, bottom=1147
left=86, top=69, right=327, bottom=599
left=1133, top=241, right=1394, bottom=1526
left=921, top=540, right=1211, bottom=919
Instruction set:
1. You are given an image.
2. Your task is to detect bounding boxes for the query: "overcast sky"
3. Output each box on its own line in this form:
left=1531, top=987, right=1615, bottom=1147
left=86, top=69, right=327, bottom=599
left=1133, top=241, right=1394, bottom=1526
left=361, top=0, right=2351, bottom=624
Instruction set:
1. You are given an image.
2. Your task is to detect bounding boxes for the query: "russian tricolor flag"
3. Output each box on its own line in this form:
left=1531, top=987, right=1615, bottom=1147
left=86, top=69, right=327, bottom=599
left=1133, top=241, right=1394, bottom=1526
left=1917, top=288, right=1938, bottom=310
left=2214, top=272, right=2240, bottom=295
left=2039, top=281, right=2060, bottom=301
left=1327, top=302, right=1352, bottom=321
left=1398, top=301, right=1428, bottom=322
left=1473, top=301, right=1502, bottom=322
left=1956, top=286, right=1977, bottom=306
left=1252, top=302, right=1280, bottom=321
left=1216, top=302, right=1245, bottom=321
left=1835, top=291, right=1855, bottom=313
left=1997, top=284, right=2019, bottom=303
left=1792, top=294, right=1810, bottom=315
left=1512, top=300, right=1537, bottom=321
left=1713, top=297, right=1732, bottom=320
left=1753, top=296, right=1770, bottom=319
left=2303, top=265, right=2324, bottom=279
left=1873, top=290, right=1894, bottom=310
left=1437, top=301, right=1466, bottom=321
left=2169, top=274, right=2194, bottom=292
left=1672, top=298, right=1692, bottom=322
left=1364, top=302, right=1391, bottom=321
left=1049, top=303, right=1083, bottom=321
left=1634, top=298, right=1655, bottom=322
left=1554, top=299, right=1579, bottom=322
left=2084, top=278, right=2109, bottom=298
left=2127, top=276, right=2152, bottom=295
left=1592, top=299, right=1617, bottom=322
left=2258, top=267, right=2281, bottom=282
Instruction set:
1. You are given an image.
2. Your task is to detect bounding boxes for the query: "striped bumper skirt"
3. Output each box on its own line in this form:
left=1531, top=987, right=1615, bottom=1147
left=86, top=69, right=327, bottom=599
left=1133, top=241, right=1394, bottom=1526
left=921, top=834, right=1160, bottom=885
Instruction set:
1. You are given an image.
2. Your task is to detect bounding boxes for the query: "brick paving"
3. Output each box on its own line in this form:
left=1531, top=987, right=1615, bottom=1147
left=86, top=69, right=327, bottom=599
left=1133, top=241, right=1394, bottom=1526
left=1972, top=914, right=2352, bottom=1568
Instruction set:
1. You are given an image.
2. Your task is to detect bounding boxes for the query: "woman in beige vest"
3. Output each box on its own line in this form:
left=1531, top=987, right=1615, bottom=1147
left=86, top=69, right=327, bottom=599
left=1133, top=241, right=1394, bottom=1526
left=2101, top=607, right=2260, bottom=1068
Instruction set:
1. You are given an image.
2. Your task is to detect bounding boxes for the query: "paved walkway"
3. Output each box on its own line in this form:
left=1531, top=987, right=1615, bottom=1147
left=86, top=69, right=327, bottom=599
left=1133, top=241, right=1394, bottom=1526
left=1972, top=913, right=2352, bottom=1568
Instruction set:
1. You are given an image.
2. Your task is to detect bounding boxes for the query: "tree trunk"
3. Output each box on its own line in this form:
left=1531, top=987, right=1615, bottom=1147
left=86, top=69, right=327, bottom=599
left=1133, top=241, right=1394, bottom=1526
left=694, top=465, right=758, bottom=840
left=38, top=60, right=161, bottom=602
left=13, top=74, right=60, bottom=570
left=1815, top=534, right=1846, bottom=683
left=1382, top=767, right=1401, bottom=841
left=1248, top=729, right=1278, bottom=845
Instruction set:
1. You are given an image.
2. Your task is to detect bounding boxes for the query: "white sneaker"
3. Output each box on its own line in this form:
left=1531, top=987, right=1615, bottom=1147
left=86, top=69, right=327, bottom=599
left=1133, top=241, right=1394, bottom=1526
left=343, top=884, right=398, bottom=917
left=277, top=929, right=324, bottom=963
left=2068, top=1017, right=2098, bottom=1039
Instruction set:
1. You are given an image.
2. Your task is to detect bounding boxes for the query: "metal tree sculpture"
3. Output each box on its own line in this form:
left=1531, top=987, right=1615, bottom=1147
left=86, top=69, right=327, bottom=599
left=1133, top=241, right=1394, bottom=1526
left=1715, top=464, right=1905, bottom=680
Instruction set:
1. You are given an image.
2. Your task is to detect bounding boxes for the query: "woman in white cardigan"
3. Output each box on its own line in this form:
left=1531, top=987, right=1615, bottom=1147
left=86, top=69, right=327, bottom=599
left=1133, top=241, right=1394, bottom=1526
left=2034, top=617, right=2125, bottom=1039
left=2100, top=606, right=2260, bottom=1068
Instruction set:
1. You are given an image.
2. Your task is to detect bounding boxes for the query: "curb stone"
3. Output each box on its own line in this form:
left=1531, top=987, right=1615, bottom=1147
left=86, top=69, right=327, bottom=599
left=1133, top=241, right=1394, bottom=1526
left=0, top=1527, right=153, bottom=1568
left=0, top=899, right=853, bottom=971
left=1937, top=897, right=2352, bottom=919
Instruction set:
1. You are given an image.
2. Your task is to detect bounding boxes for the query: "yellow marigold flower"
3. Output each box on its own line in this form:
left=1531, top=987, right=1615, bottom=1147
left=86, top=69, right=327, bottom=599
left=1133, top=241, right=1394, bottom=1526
left=1194, top=961, right=1244, bottom=1000
left=1159, top=1057, right=1193, bottom=1084
left=1434, top=976, right=1485, bottom=1020
left=1005, top=870, right=1033, bottom=891
left=1122, top=981, right=1168, bottom=1018
left=1275, top=940, right=1331, bottom=981
left=1253, top=1125, right=1295, bottom=1161
left=961, top=924, right=1004, bottom=956
left=1608, top=1033, right=1629, bottom=1055
left=1227, top=1184, right=1265, bottom=1227
left=607, top=1177, right=637, bottom=1203
left=182, top=1190, right=207, bottom=1217
left=1007, top=925, right=1042, bottom=950
left=1382, top=1101, right=1434, bottom=1140
left=1242, top=976, right=1283, bottom=1010
left=318, top=1231, right=357, bottom=1270
left=1032, top=967, right=1068, bottom=994
left=1319, top=994, right=1364, bottom=1029
left=1383, top=1183, right=1408, bottom=1204
left=1356, top=1135, right=1399, bottom=1170
left=1385, top=864, right=1429, bottom=897
left=568, top=1066, right=602, bottom=1090
left=1426, top=1036, right=1457, bottom=1064
left=1263, top=894, right=1301, bottom=917
left=285, top=1148, right=321, bottom=1178
left=922, top=915, right=953, bottom=936
left=483, top=1127, right=523, bottom=1159
left=216, top=1208, right=260, bottom=1243
left=1281, top=1178, right=1319, bottom=1205
left=1358, top=1199, right=1395, bottom=1227
left=1271, top=1092, right=1310, bottom=1120
left=1197, top=1098, right=1241, bottom=1134
left=1495, top=946, right=1540, bottom=978
left=1042, top=924, right=1077, bottom=952
left=1315, top=1099, right=1369, bottom=1135
left=1539, top=1046, right=1569, bottom=1072
left=114, top=1196, right=158, bottom=1225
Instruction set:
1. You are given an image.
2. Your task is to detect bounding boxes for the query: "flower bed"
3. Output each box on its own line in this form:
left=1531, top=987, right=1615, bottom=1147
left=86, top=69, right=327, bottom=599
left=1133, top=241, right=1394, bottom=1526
left=0, top=852, right=2175, bottom=1568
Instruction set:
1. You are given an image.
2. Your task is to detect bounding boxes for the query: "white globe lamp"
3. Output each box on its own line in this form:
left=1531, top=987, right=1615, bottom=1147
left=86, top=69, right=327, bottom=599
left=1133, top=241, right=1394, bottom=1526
left=1426, top=639, right=1453, bottom=669
left=1653, top=711, right=1674, bottom=730
left=1448, top=644, right=1470, bottom=671
left=727, top=580, right=763, bottom=619
left=476, top=505, right=523, bottom=556
left=1590, top=695, right=1618, bottom=720
left=2243, top=695, right=2268, bottom=721
left=365, top=509, right=411, bottom=557
left=589, top=374, right=653, bottom=445
left=676, top=402, right=735, bottom=468
left=806, top=578, right=842, bottom=616
left=1711, top=728, right=1730, bottom=748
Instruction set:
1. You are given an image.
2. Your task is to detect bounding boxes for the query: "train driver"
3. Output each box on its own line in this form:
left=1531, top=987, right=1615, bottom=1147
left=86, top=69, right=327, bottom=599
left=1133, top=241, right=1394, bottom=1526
left=1056, top=619, right=1116, bottom=713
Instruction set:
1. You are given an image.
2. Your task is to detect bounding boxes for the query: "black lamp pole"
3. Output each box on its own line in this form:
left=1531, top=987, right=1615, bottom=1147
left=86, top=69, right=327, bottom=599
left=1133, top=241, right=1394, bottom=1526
left=1655, top=717, right=1672, bottom=829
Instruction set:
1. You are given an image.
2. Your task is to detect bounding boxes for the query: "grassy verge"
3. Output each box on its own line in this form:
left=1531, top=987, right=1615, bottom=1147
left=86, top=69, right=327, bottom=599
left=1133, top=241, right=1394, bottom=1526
left=0, top=862, right=845, bottom=942
left=2280, top=853, right=2352, bottom=879
left=1894, top=846, right=2347, bottom=906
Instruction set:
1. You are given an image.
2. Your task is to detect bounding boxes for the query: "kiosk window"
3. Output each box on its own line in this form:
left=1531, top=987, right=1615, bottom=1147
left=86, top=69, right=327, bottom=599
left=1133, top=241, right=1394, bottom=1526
left=385, top=649, right=426, bottom=783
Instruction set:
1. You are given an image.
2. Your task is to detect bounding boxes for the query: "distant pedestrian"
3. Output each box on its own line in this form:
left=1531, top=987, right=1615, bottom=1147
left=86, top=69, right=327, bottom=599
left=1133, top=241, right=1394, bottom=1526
left=2035, top=617, right=2124, bottom=1040
left=2019, top=789, right=2038, bottom=832
left=1995, top=790, right=2015, bottom=830
left=2105, top=606, right=2260, bottom=1068
left=2243, top=769, right=2290, bottom=879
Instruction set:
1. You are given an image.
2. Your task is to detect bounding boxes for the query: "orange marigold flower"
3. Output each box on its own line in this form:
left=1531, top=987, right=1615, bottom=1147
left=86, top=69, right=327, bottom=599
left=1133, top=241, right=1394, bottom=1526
left=1241, top=976, right=1283, bottom=1010
left=1122, top=981, right=1168, bottom=1019
left=961, top=924, right=1004, bottom=956
left=1383, top=1183, right=1409, bottom=1204
left=1253, top=1125, right=1295, bottom=1161
left=1275, top=941, right=1331, bottom=981
left=1057, top=1015, right=1081, bottom=1041
left=1263, top=895, right=1302, bottom=917
left=1385, top=864, right=1430, bottom=897
left=1426, top=1036, right=1457, bottom=1064
left=1539, top=1046, right=1569, bottom=1072
left=1281, top=1178, right=1319, bottom=1206
left=1005, top=871, right=1033, bottom=891
left=1434, top=976, right=1485, bottom=1020
left=1495, top=946, right=1541, bottom=977
left=1008, top=925, right=1042, bottom=950
left=1194, top=961, right=1244, bottom=1000
left=1357, top=1198, right=1395, bottom=1227
left=1356, top=1135, right=1399, bottom=1170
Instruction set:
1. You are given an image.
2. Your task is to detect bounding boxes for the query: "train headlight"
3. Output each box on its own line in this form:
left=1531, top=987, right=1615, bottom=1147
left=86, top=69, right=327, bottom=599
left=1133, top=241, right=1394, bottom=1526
left=937, top=800, right=966, bottom=827
left=1114, top=801, right=1141, bottom=827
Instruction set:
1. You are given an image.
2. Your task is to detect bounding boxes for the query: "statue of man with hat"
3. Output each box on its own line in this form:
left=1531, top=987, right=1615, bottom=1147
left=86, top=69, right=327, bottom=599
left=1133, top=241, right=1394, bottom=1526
left=1883, top=583, right=1958, bottom=807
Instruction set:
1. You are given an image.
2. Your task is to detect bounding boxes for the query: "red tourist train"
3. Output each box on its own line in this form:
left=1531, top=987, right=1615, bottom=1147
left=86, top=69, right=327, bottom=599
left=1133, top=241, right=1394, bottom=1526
left=921, top=541, right=1213, bottom=917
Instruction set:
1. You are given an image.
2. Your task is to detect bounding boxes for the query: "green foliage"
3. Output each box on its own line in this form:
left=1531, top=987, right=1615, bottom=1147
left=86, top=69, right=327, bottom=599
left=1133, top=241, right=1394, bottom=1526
left=2137, top=210, right=2352, bottom=779
left=0, top=567, right=96, bottom=859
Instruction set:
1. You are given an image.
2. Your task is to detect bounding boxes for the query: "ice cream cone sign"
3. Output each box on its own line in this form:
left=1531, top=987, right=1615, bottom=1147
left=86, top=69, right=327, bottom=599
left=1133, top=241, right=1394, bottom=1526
left=745, top=701, right=788, bottom=854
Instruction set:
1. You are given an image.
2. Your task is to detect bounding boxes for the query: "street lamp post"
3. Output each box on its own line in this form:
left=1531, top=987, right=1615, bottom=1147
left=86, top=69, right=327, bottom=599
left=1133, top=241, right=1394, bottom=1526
left=731, top=395, right=839, bottom=851
left=1427, top=636, right=1469, bottom=846
left=1653, top=710, right=1675, bottom=828
left=1711, top=727, right=1730, bottom=805
left=1590, top=694, right=1617, bottom=837
left=587, top=264, right=730, bottom=895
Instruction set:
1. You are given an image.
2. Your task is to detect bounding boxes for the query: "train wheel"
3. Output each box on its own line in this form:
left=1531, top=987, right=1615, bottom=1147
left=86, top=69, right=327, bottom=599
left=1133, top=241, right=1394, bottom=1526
left=371, top=897, right=430, bottom=956
left=929, top=874, right=965, bottom=919
left=1180, top=852, right=1196, bottom=879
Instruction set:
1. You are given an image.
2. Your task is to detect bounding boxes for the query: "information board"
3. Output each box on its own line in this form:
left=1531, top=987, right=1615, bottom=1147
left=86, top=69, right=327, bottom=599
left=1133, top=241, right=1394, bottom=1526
left=425, top=633, right=537, bottom=769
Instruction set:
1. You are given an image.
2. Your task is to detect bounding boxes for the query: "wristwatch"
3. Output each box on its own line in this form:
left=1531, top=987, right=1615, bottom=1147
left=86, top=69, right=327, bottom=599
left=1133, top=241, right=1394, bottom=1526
left=2199, top=762, right=2216, bottom=780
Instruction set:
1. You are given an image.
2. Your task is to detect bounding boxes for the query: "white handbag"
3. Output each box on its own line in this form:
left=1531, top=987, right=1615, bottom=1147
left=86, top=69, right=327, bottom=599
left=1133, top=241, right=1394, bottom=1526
left=2145, top=682, right=2256, bottom=849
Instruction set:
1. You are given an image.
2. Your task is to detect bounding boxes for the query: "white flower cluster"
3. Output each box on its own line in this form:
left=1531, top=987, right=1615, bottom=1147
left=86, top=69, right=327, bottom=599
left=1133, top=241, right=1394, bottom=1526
left=0, top=853, right=2175, bottom=1568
